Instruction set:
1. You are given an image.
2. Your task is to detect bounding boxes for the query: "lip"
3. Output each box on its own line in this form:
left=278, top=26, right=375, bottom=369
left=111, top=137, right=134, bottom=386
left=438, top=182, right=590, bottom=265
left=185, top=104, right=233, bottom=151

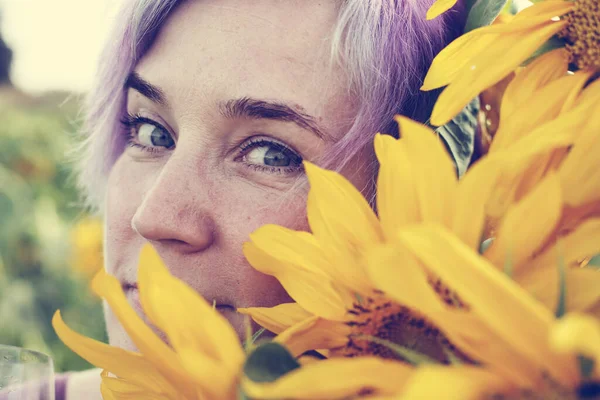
left=119, top=284, right=260, bottom=341
left=122, top=284, right=237, bottom=313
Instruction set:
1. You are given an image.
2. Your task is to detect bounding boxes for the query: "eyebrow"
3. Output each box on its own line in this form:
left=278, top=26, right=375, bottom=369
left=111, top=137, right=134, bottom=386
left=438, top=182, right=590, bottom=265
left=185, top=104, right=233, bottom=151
left=220, top=97, right=327, bottom=140
left=125, top=71, right=167, bottom=106
left=125, top=72, right=328, bottom=140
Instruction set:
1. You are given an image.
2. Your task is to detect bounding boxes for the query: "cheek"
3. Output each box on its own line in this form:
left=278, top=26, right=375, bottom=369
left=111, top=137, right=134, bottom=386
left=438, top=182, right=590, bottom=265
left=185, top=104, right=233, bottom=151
left=209, top=180, right=310, bottom=267
left=201, top=182, right=309, bottom=307
left=229, top=190, right=309, bottom=236
left=103, top=156, right=155, bottom=274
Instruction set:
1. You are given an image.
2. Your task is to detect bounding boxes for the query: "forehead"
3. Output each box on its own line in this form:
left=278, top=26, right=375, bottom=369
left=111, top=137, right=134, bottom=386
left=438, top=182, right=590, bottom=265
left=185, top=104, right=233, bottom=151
left=134, top=0, right=353, bottom=132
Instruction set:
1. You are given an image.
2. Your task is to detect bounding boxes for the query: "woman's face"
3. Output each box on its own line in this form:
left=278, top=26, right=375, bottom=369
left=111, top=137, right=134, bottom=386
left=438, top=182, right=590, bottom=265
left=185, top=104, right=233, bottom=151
left=104, top=0, right=375, bottom=351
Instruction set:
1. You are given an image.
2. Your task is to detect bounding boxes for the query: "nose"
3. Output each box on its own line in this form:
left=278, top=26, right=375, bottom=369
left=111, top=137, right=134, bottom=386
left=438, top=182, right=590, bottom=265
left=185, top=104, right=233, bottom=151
left=131, top=154, right=216, bottom=254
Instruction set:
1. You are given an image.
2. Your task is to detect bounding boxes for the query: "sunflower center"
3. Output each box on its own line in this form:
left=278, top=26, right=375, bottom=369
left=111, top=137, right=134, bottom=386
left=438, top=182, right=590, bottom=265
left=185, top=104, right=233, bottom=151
left=559, top=0, right=600, bottom=71
left=333, top=291, right=471, bottom=364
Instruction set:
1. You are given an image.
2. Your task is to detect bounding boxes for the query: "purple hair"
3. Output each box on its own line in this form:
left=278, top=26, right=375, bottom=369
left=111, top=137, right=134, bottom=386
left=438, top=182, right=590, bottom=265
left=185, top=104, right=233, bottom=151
left=77, top=0, right=467, bottom=212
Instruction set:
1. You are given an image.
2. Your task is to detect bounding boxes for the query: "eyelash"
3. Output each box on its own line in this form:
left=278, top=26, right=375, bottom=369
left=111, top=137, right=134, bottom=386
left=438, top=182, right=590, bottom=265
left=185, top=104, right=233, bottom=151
left=120, top=112, right=173, bottom=153
left=237, top=138, right=304, bottom=175
left=120, top=113, right=304, bottom=175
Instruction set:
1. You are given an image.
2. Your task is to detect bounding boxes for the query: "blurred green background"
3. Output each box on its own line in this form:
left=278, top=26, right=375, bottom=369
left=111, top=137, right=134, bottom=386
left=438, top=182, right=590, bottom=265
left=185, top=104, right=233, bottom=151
left=0, top=28, right=106, bottom=373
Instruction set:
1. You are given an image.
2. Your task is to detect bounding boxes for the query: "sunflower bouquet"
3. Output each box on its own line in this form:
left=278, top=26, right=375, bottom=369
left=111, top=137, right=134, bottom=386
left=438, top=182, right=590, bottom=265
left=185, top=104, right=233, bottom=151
left=53, top=1, right=600, bottom=399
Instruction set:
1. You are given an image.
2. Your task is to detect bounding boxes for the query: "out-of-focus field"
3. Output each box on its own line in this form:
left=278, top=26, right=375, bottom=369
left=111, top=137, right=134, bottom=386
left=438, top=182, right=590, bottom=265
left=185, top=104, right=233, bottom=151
left=0, top=85, right=106, bottom=372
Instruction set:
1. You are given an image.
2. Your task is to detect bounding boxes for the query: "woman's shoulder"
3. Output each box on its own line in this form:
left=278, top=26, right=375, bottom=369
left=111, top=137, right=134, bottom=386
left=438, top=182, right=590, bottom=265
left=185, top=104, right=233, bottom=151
left=64, top=368, right=102, bottom=400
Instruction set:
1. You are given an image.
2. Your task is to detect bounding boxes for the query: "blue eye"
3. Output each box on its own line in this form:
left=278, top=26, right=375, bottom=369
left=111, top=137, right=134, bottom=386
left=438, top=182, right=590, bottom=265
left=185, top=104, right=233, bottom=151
left=137, top=123, right=175, bottom=148
left=121, top=113, right=175, bottom=151
left=239, top=139, right=303, bottom=174
left=245, top=144, right=299, bottom=167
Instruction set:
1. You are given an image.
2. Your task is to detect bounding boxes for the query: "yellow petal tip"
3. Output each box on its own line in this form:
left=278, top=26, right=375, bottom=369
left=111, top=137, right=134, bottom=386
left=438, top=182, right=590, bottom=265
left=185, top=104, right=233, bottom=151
left=426, top=0, right=457, bottom=21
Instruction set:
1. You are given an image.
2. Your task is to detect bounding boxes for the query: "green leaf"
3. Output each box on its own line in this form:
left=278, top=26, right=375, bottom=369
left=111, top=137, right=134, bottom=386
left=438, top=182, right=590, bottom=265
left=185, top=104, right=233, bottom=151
left=465, top=0, right=510, bottom=32
left=243, top=342, right=301, bottom=383
left=555, top=255, right=567, bottom=318
left=465, top=0, right=478, bottom=13
left=353, top=335, right=439, bottom=366
left=587, top=253, right=600, bottom=269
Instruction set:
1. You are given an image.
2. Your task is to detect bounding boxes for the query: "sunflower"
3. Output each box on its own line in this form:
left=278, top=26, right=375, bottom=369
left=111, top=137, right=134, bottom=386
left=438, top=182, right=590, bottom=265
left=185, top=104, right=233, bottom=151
left=387, top=224, right=600, bottom=399
left=240, top=113, right=600, bottom=365
left=53, top=244, right=244, bottom=400
left=423, top=0, right=599, bottom=126
left=54, top=245, right=439, bottom=400
left=245, top=225, right=600, bottom=399
left=239, top=116, right=493, bottom=365
left=243, top=356, right=418, bottom=399
left=469, top=55, right=600, bottom=298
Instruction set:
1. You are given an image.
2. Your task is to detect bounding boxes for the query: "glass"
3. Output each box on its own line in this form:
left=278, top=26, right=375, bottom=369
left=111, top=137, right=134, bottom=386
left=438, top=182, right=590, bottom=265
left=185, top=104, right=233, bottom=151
left=0, top=345, right=54, bottom=400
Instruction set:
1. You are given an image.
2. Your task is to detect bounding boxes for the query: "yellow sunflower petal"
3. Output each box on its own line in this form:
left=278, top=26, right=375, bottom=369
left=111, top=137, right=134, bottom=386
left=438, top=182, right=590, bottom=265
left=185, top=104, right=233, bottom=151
left=135, top=244, right=167, bottom=328
left=365, top=244, right=445, bottom=315
left=560, top=70, right=595, bottom=114
left=484, top=174, right=562, bottom=273
left=52, top=311, right=173, bottom=394
left=244, top=230, right=348, bottom=320
left=559, top=109, right=600, bottom=206
left=305, top=161, right=382, bottom=244
left=422, top=30, right=495, bottom=91
left=363, top=243, right=542, bottom=386
left=517, top=0, right=574, bottom=19
left=238, top=303, right=312, bottom=335
left=396, top=225, right=578, bottom=385
left=497, top=48, right=569, bottom=134
left=99, top=380, right=118, bottom=400
left=485, top=118, right=577, bottom=220
left=90, top=270, right=188, bottom=382
left=242, top=357, right=413, bottom=399
left=395, top=116, right=457, bottom=226
left=574, top=76, right=600, bottom=110
left=400, top=365, right=510, bottom=400
left=374, top=134, right=420, bottom=237
left=274, top=316, right=350, bottom=357
left=452, top=155, right=500, bottom=250
left=422, top=1, right=573, bottom=94
left=305, top=162, right=383, bottom=292
left=493, top=72, right=587, bottom=154
left=520, top=267, right=600, bottom=316
left=430, top=20, right=568, bottom=126
left=426, top=0, right=458, bottom=20
left=436, top=311, right=542, bottom=386
left=422, top=16, right=548, bottom=92
left=100, top=374, right=175, bottom=400
left=526, top=219, right=600, bottom=270
left=177, top=351, right=237, bottom=398
left=550, top=313, right=600, bottom=366
left=137, top=244, right=244, bottom=371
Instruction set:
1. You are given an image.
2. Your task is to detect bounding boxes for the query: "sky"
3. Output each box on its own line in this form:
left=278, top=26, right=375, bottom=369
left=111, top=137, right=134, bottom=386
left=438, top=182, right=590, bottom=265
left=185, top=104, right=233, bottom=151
left=0, top=0, right=122, bottom=94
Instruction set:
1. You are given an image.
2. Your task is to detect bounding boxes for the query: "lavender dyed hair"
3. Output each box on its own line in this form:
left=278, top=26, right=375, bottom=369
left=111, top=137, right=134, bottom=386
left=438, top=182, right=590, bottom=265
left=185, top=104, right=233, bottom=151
left=77, top=0, right=467, bottom=212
